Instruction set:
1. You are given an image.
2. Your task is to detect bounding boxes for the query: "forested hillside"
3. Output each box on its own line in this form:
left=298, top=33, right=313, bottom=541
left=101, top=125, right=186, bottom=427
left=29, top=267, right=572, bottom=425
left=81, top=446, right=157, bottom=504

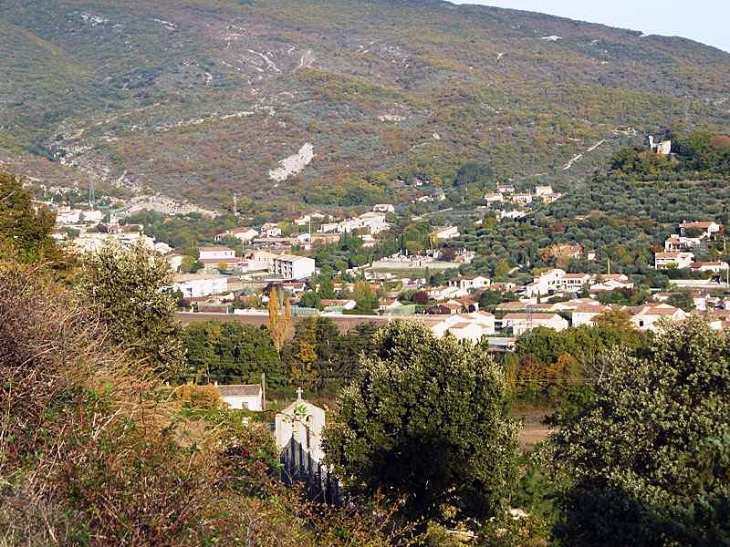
left=459, top=177, right=730, bottom=279
left=1, top=0, right=730, bottom=210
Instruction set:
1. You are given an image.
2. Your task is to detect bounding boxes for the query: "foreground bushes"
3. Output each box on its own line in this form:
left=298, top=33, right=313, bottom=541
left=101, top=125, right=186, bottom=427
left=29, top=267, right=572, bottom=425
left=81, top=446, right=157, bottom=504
left=0, top=262, right=397, bottom=545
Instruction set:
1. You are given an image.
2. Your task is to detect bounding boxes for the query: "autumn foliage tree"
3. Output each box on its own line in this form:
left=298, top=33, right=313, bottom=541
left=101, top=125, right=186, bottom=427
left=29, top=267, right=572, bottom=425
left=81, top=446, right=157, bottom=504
left=267, top=287, right=292, bottom=355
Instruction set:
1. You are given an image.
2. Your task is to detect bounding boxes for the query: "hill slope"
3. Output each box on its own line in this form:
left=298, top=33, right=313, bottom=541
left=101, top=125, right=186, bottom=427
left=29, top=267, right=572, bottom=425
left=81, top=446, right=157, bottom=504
left=1, top=0, right=729, bottom=210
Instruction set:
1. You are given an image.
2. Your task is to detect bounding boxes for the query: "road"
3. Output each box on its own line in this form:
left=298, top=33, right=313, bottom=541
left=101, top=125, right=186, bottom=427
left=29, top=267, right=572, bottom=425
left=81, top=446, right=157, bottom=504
left=669, top=280, right=730, bottom=290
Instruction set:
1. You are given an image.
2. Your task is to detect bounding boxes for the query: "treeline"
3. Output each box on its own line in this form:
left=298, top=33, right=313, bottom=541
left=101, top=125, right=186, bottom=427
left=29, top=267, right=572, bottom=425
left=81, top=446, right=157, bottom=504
left=182, top=318, right=379, bottom=395
left=502, top=310, right=650, bottom=409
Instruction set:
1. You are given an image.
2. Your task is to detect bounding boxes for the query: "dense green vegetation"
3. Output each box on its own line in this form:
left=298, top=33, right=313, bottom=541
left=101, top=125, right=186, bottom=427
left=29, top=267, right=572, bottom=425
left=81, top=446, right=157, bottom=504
left=78, top=241, right=186, bottom=376
left=0, top=173, right=59, bottom=263
left=324, top=322, right=520, bottom=530
left=183, top=317, right=379, bottom=395
left=457, top=176, right=730, bottom=280
left=548, top=318, right=730, bottom=546
left=505, top=310, right=650, bottom=409
left=612, top=130, right=730, bottom=178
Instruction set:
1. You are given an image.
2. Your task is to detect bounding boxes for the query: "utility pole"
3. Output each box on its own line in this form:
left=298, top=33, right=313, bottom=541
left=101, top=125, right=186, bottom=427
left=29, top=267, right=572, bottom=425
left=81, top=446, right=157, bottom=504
left=261, top=372, right=267, bottom=411
left=88, top=180, right=95, bottom=208
left=233, top=193, right=238, bottom=216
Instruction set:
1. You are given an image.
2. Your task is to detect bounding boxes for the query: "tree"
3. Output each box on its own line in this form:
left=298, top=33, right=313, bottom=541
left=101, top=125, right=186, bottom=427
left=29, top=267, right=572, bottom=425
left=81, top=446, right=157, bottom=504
left=180, top=255, right=202, bottom=273
left=666, top=291, right=695, bottom=311
left=352, top=280, right=379, bottom=312
left=453, top=162, right=494, bottom=188
left=183, top=321, right=282, bottom=385
left=299, top=290, right=322, bottom=310
left=412, top=290, right=430, bottom=305
left=478, top=290, right=502, bottom=311
left=0, top=173, right=58, bottom=264
left=547, top=318, right=730, bottom=546
left=494, top=259, right=511, bottom=281
left=77, top=240, right=184, bottom=378
left=324, top=321, right=519, bottom=527
left=267, top=287, right=292, bottom=355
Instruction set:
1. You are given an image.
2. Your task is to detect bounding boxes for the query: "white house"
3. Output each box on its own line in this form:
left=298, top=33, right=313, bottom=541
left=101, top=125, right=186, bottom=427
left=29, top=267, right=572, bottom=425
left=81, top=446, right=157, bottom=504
left=173, top=275, right=228, bottom=298
left=511, top=193, right=533, bottom=205
left=500, top=210, right=527, bottom=221
left=524, top=269, right=567, bottom=297
left=434, top=226, right=460, bottom=240
left=589, top=274, right=634, bottom=293
left=55, top=209, right=82, bottom=225
left=497, top=184, right=515, bottom=194
left=664, top=236, right=701, bottom=252
left=321, top=298, right=357, bottom=311
left=449, top=276, right=491, bottom=292
left=484, top=193, right=504, bottom=206
left=294, top=212, right=325, bottom=226
left=571, top=304, right=611, bottom=327
left=630, top=304, right=687, bottom=332
left=79, top=210, right=104, bottom=224
left=272, top=255, right=316, bottom=280
left=199, top=247, right=236, bottom=261
left=216, top=383, right=263, bottom=411
left=215, top=227, right=259, bottom=243
left=540, top=192, right=563, bottom=204
left=654, top=251, right=694, bottom=270
left=534, top=185, right=553, bottom=196
left=679, top=221, right=721, bottom=239
left=357, top=212, right=390, bottom=234
left=373, top=203, right=395, bottom=213
left=689, top=261, right=729, bottom=274
left=502, top=313, right=569, bottom=335
left=261, top=223, right=282, bottom=238
left=558, top=273, right=591, bottom=292
left=432, top=311, right=496, bottom=341
left=648, top=136, right=672, bottom=155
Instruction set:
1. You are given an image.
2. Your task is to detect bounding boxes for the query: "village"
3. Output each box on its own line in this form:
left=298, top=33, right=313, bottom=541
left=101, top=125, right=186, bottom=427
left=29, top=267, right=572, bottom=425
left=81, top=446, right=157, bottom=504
left=48, top=188, right=730, bottom=353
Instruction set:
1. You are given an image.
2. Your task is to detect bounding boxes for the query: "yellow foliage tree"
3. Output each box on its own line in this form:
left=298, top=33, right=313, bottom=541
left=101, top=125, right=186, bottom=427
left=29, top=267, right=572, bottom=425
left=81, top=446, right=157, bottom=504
left=267, top=288, right=292, bottom=355
left=174, top=384, right=223, bottom=409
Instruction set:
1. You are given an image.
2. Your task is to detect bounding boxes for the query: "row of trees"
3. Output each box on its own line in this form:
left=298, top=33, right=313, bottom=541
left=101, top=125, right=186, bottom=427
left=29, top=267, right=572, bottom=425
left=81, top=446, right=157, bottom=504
left=182, top=316, right=379, bottom=395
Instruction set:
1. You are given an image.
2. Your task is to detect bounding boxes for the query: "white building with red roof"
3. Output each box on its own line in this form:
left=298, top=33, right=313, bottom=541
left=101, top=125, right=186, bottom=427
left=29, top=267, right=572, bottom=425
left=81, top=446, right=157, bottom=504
left=689, top=261, right=729, bottom=274
left=629, top=304, right=688, bottom=332
left=502, top=313, right=569, bottom=336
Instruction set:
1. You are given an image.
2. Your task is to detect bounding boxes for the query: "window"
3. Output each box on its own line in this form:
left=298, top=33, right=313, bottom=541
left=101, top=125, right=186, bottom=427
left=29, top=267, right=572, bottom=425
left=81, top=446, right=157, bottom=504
left=305, top=416, right=312, bottom=451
